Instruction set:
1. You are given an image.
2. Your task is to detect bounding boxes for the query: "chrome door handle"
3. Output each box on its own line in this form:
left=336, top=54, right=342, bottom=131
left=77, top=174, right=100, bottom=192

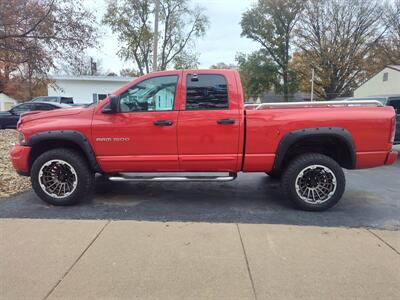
left=154, top=120, right=173, bottom=126
left=217, top=118, right=235, bottom=125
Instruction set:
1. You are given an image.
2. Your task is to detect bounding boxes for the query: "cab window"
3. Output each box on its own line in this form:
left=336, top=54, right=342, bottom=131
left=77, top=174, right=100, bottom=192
left=119, top=75, right=178, bottom=112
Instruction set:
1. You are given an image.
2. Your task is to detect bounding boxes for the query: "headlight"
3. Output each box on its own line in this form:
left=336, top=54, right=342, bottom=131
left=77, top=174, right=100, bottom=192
left=18, top=132, right=26, bottom=145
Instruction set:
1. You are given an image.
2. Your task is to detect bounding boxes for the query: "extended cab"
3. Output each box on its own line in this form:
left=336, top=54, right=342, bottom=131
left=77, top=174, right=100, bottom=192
left=10, top=70, right=398, bottom=211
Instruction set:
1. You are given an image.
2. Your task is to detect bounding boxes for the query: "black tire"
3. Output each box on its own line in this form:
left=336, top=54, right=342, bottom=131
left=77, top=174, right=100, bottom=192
left=281, top=153, right=345, bottom=211
left=31, top=148, right=94, bottom=206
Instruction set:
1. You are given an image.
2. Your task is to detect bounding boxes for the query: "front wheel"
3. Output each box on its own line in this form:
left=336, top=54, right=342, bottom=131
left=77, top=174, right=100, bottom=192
left=31, top=148, right=94, bottom=206
left=281, top=153, right=345, bottom=211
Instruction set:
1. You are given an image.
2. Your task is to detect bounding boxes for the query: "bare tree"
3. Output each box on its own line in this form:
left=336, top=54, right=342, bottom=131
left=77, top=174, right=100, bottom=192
left=103, top=0, right=208, bottom=75
left=158, top=0, right=208, bottom=71
left=296, top=0, right=385, bottom=99
left=382, top=0, right=400, bottom=64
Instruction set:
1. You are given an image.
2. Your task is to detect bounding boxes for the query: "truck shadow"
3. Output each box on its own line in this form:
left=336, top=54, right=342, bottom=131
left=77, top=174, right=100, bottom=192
left=0, top=164, right=399, bottom=230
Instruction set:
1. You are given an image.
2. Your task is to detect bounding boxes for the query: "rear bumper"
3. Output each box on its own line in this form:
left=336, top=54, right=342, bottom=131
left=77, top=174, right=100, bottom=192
left=10, top=145, right=31, bottom=176
left=385, top=150, right=398, bottom=166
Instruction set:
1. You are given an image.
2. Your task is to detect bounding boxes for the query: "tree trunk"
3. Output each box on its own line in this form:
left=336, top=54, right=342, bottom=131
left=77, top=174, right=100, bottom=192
left=283, top=69, right=289, bottom=102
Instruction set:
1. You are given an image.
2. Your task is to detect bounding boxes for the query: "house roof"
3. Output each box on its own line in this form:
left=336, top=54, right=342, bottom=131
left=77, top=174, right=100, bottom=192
left=51, top=75, right=135, bottom=82
left=354, top=65, right=400, bottom=92
left=387, top=65, right=400, bottom=72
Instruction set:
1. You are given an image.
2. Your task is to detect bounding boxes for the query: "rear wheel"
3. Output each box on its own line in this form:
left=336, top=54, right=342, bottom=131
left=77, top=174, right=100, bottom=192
left=31, top=148, right=94, bottom=205
left=281, top=153, right=345, bottom=211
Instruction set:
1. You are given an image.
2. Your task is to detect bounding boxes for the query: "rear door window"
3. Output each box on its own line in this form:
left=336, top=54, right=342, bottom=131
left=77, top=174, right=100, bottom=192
left=186, top=74, right=228, bottom=110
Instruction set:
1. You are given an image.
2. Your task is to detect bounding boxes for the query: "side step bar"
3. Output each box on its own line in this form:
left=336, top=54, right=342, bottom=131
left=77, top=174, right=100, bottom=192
left=108, top=172, right=237, bottom=182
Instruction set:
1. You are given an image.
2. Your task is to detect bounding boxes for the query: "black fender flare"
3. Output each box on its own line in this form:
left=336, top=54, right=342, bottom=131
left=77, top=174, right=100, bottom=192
left=27, top=130, right=101, bottom=172
left=273, top=127, right=356, bottom=172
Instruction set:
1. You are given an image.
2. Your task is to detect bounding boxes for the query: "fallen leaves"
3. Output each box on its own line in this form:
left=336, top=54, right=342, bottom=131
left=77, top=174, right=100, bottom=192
left=0, top=130, right=31, bottom=198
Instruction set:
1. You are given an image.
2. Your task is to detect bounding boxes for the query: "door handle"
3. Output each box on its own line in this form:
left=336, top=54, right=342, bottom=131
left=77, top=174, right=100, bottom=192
left=154, top=120, right=173, bottom=126
left=217, top=118, right=235, bottom=125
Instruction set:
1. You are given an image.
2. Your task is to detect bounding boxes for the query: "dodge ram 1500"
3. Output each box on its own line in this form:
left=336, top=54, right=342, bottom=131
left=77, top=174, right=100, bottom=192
left=10, top=69, right=398, bottom=211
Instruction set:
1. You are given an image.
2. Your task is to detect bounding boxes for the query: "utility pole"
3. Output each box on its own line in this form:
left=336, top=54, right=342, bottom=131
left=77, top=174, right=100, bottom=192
left=310, top=68, right=315, bottom=102
left=152, top=0, right=160, bottom=72
left=90, top=57, right=97, bottom=76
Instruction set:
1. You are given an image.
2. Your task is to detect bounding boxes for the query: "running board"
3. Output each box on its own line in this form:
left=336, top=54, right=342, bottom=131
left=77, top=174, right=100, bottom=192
left=108, top=172, right=237, bottom=182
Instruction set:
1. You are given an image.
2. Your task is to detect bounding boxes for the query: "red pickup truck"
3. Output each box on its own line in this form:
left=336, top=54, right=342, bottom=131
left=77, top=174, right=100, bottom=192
left=10, top=69, right=398, bottom=211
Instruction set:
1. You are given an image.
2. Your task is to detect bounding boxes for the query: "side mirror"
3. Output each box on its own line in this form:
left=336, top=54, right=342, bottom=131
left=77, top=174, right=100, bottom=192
left=102, top=95, right=120, bottom=114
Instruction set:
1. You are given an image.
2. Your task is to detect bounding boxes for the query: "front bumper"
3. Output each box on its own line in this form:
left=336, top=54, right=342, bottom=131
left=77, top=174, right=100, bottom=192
left=10, top=145, right=31, bottom=176
left=385, top=150, right=398, bottom=166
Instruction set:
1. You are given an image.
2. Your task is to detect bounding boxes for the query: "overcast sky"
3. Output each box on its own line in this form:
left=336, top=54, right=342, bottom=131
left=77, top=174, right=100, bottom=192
left=84, top=0, right=259, bottom=74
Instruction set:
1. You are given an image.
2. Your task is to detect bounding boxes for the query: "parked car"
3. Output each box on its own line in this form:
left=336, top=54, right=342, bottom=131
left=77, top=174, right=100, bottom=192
left=30, top=96, right=74, bottom=105
left=345, top=95, right=400, bottom=144
left=10, top=70, right=397, bottom=211
left=0, top=102, right=70, bottom=129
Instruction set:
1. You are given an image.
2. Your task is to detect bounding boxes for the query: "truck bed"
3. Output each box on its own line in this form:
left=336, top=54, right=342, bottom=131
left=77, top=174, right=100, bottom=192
left=243, top=102, right=395, bottom=172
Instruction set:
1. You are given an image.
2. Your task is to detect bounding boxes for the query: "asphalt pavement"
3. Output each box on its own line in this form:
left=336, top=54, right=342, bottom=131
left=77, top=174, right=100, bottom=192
left=0, top=156, right=399, bottom=230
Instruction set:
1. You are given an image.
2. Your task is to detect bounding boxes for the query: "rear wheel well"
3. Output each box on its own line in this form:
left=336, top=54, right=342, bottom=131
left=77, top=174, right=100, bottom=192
left=29, top=140, right=89, bottom=171
left=278, top=136, right=354, bottom=172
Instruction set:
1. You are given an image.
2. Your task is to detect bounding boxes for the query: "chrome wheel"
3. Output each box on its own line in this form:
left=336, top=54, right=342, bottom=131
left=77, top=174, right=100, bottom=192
left=38, top=159, right=78, bottom=199
left=295, top=165, right=337, bottom=204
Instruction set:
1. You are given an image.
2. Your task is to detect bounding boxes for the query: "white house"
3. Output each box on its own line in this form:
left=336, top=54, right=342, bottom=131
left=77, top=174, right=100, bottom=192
left=354, top=65, right=400, bottom=97
left=0, top=93, right=17, bottom=111
left=48, top=75, right=135, bottom=104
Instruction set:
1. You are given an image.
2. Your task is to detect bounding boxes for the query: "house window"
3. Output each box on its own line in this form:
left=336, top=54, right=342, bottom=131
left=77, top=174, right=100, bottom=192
left=383, top=72, right=389, bottom=82
left=92, top=93, right=110, bottom=102
left=98, top=94, right=108, bottom=101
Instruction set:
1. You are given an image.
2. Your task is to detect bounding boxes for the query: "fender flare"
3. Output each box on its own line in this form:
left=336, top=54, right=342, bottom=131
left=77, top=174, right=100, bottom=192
left=273, top=127, right=356, bottom=172
left=27, top=130, right=101, bottom=172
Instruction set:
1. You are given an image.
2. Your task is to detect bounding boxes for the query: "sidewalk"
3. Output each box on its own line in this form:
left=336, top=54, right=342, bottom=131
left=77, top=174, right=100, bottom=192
left=1, top=219, right=399, bottom=300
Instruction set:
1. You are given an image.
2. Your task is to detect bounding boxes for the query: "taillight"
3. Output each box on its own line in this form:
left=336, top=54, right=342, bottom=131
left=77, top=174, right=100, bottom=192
left=390, top=116, right=396, bottom=144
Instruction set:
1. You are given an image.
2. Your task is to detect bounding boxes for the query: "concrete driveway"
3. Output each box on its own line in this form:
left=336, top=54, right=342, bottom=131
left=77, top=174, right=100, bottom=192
left=0, top=159, right=399, bottom=230
left=1, top=219, right=399, bottom=300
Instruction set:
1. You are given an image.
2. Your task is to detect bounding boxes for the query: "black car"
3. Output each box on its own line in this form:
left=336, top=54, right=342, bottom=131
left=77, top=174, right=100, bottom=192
left=0, top=102, right=70, bottom=129
left=30, top=96, right=74, bottom=104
